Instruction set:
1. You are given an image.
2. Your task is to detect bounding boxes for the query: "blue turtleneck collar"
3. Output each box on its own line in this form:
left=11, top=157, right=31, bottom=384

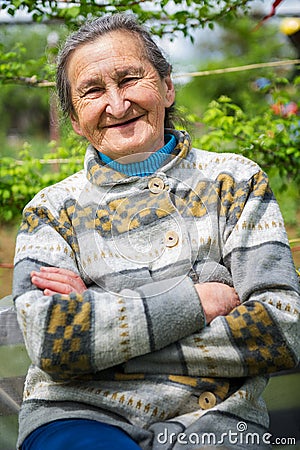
left=98, top=134, right=177, bottom=177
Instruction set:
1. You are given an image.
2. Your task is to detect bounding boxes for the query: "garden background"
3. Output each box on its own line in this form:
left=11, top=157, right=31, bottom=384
left=0, top=0, right=299, bottom=448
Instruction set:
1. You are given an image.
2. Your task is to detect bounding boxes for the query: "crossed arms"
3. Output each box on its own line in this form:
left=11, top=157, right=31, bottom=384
left=13, top=169, right=300, bottom=381
left=30, top=266, right=240, bottom=325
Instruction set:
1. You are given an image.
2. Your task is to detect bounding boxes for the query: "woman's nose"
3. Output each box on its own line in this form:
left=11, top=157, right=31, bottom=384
left=105, top=89, right=131, bottom=118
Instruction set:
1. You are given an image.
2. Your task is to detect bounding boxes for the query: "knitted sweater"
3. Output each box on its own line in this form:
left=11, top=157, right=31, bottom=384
left=13, top=129, right=300, bottom=449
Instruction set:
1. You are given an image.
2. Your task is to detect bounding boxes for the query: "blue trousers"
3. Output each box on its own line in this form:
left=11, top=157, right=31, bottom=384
left=22, top=419, right=142, bottom=449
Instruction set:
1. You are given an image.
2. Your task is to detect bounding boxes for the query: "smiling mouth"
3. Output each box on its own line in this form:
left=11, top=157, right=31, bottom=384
left=106, top=115, right=144, bottom=129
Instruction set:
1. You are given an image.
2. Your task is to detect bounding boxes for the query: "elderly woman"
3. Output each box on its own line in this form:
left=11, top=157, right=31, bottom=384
left=13, top=13, right=299, bottom=450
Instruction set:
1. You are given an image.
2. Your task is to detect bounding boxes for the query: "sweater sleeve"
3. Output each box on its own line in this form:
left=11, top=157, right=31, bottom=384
left=13, top=203, right=205, bottom=381
left=124, top=170, right=300, bottom=377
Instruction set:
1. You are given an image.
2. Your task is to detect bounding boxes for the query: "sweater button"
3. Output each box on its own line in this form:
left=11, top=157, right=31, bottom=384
left=165, top=231, right=179, bottom=247
left=198, top=391, right=217, bottom=410
left=148, top=177, right=165, bottom=194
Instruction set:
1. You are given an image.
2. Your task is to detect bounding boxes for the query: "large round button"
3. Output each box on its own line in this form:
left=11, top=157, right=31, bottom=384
left=198, top=391, right=217, bottom=410
left=165, top=230, right=179, bottom=247
left=148, top=177, right=165, bottom=194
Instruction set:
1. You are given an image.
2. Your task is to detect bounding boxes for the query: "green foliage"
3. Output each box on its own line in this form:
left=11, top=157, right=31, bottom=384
left=0, top=42, right=49, bottom=83
left=193, top=90, right=300, bottom=183
left=0, top=133, right=85, bottom=223
left=2, top=1, right=251, bottom=34
left=0, top=24, right=56, bottom=84
left=0, top=24, right=61, bottom=141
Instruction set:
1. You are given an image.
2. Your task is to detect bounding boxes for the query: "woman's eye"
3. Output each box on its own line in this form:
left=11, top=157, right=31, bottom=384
left=121, top=77, right=139, bottom=86
left=83, top=87, right=103, bottom=97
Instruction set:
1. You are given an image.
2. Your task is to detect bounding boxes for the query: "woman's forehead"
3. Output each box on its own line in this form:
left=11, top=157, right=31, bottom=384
left=67, top=31, right=151, bottom=83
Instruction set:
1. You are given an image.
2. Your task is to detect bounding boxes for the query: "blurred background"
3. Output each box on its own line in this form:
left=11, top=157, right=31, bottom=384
left=0, top=1, right=299, bottom=449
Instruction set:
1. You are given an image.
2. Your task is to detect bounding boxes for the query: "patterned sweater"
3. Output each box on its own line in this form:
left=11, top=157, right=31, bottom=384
left=13, top=129, right=300, bottom=449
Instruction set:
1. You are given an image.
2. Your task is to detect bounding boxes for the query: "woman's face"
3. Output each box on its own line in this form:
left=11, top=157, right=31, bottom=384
left=67, top=30, right=175, bottom=162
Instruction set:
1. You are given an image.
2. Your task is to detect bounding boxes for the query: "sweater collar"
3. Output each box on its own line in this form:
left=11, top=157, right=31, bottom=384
left=97, top=134, right=177, bottom=177
left=84, top=129, right=192, bottom=187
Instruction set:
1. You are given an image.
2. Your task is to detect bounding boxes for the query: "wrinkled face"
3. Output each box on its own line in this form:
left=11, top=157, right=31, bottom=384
left=67, top=30, right=175, bottom=162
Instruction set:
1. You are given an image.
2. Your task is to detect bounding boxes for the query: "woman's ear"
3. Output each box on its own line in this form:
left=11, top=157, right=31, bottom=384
left=164, top=75, right=176, bottom=107
left=70, top=112, right=84, bottom=136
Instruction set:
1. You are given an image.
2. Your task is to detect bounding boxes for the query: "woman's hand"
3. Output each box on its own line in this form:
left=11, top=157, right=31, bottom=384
left=31, top=266, right=87, bottom=296
left=195, top=282, right=240, bottom=324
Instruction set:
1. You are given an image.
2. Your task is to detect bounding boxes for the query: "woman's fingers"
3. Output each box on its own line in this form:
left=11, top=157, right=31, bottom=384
left=44, top=288, right=68, bottom=296
left=31, top=267, right=87, bottom=295
left=31, top=274, right=73, bottom=294
left=195, top=282, right=241, bottom=324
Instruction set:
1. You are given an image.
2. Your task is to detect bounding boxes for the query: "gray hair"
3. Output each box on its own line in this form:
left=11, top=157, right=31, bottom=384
left=56, top=13, right=176, bottom=128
